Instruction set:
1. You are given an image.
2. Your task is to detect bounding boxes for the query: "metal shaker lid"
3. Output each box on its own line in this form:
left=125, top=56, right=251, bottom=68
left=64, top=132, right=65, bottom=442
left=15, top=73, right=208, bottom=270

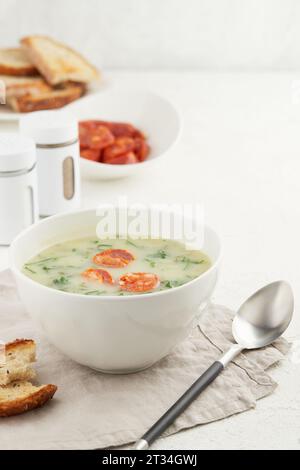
left=0, top=133, right=36, bottom=172
left=19, top=110, right=78, bottom=146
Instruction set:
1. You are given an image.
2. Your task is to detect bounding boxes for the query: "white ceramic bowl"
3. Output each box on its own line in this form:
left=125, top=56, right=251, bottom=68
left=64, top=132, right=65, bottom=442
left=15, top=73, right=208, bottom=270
left=10, top=209, right=221, bottom=373
left=68, top=89, right=181, bottom=180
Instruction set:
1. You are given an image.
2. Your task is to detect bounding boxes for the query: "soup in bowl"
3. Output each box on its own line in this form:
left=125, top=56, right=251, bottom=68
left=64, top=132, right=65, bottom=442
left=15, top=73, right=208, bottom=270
left=11, top=209, right=221, bottom=373
left=23, top=236, right=212, bottom=296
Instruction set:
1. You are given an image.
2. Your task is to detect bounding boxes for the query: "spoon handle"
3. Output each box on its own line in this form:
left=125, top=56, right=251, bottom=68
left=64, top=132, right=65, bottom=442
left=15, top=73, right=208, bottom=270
left=134, top=361, right=224, bottom=450
left=134, top=344, right=244, bottom=450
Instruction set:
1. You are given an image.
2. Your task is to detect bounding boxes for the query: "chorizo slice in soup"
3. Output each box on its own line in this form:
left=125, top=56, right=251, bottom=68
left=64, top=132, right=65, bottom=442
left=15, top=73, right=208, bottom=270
left=81, top=268, right=114, bottom=284
left=93, top=249, right=135, bottom=268
left=119, top=272, right=160, bottom=292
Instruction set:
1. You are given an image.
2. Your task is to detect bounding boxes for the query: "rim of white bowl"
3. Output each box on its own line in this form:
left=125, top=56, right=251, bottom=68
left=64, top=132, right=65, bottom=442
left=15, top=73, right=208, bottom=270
left=10, top=208, right=222, bottom=301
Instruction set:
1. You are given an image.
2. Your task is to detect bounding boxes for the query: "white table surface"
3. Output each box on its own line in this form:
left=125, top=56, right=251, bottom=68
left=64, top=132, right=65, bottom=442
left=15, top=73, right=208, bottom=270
left=0, top=71, right=299, bottom=450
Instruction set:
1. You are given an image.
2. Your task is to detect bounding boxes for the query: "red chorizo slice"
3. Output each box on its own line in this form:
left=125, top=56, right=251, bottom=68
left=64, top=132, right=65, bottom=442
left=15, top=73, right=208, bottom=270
left=102, top=151, right=138, bottom=165
left=119, top=272, right=160, bottom=292
left=87, top=126, right=115, bottom=150
left=134, top=138, right=150, bottom=162
left=79, top=122, right=93, bottom=148
left=81, top=268, right=114, bottom=284
left=102, top=137, right=136, bottom=161
left=94, top=121, right=138, bottom=138
left=80, top=148, right=101, bottom=162
left=93, top=249, right=135, bottom=268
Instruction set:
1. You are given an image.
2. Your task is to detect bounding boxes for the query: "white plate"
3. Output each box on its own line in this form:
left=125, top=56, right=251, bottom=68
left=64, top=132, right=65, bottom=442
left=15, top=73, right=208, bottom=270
left=0, top=80, right=108, bottom=122
left=0, top=105, right=23, bottom=121
left=68, top=89, right=181, bottom=180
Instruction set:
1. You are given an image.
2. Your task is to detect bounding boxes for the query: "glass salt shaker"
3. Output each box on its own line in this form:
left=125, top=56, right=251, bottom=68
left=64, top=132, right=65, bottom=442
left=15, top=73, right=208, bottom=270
left=0, top=133, right=38, bottom=245
left=19, top=110, right=81, bottom=217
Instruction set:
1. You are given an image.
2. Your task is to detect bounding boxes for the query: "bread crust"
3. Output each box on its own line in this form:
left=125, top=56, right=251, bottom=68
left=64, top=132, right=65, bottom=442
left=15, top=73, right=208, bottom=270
left=21, top=37, right=55, bottom=84
left=5, top=339, right=35, bottom=353
left=0, top=339, right=36, bottom=386
left=9, top=82, right=50, bottom=98
left=21, top=36, right=99, bottom=85
left=0, top=48, right=37, bottom=76
left=0, top=339, right=57, bottom=417
left=8, top=83, right=85, bottom=112
left=0, top=384, right=57, bottom=417
left=0, top=64, right=36, bottom=76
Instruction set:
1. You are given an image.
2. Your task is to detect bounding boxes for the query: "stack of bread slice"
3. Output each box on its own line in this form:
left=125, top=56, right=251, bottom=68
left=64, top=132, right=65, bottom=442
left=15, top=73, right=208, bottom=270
left=0, top=339, right=57, bottom=417
left=0, top=35, right=100, bottom=113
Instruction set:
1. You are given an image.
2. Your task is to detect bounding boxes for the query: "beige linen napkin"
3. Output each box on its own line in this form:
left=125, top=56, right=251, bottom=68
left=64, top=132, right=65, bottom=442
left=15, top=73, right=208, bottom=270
left=0, top=269, right=289, bottom=450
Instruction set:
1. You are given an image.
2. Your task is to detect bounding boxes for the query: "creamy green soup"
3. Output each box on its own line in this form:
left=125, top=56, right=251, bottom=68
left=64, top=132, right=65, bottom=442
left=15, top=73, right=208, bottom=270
left=22, top=237, right=211, bottom=296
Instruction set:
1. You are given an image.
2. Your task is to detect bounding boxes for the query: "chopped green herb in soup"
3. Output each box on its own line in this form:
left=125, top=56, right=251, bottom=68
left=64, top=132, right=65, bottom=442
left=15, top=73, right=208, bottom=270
left=23, top=237, right=211, bottom=295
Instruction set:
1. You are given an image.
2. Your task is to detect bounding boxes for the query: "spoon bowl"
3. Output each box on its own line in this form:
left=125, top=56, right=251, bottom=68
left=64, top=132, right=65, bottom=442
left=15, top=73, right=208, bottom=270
left=232, top=281, right=294, bottom=349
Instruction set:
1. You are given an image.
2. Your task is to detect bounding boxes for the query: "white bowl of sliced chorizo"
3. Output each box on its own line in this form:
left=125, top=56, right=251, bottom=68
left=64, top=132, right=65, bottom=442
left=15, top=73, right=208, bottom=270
left=68, top=89, right=181, bottom=180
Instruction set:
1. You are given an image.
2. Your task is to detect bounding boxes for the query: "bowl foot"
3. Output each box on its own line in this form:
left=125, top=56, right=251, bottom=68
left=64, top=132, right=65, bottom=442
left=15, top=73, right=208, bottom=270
left=91, top=361, right=157, bottom=375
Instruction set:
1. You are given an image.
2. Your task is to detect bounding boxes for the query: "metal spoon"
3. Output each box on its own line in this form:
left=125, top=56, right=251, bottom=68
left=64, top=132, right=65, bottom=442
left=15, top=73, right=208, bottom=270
left=134, top=281, right=294, bottom=450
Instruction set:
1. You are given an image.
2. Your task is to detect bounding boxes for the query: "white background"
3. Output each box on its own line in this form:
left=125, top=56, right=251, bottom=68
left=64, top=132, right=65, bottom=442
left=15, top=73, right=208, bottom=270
left=1, top=0, right=300, bottom=70
left=0, top=0, right=300, bottom=451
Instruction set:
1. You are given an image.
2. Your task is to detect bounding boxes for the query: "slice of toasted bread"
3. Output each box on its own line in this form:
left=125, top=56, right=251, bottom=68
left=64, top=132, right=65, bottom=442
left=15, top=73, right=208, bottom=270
left=0, top=48, right=37, bottom=76
left=21, top=35, right=99, bottom=85
left=0, top=75, right=51, bottom=99
left=8, top=82, right=85, bottom=113
left=0, top=381, right=57, bottom=417
left=0, top=339, right=36, bottom=386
